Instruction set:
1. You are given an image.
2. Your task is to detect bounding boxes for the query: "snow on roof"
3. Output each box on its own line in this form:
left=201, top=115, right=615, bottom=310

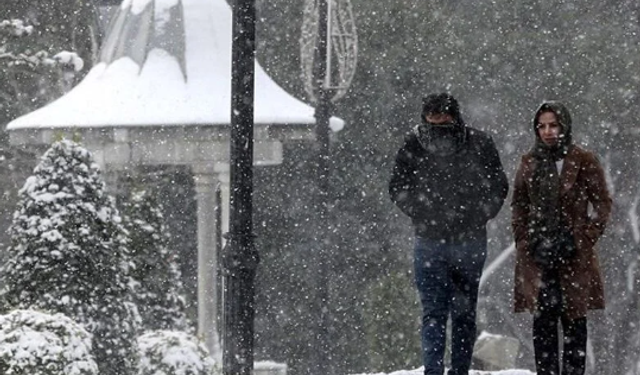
left=7, top=0, right=344, bottom=131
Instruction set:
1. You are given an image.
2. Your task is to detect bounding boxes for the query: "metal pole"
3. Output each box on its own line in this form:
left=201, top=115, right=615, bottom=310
left=223, top=0, right=258, bottom=373
left=312, top=0, right=332, bottom=374
left=324, top=0, right=333, bottom=88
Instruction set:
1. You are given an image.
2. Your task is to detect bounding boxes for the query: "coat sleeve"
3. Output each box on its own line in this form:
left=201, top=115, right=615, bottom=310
left=478, top=136, right=509, bottom=221
left=389, top=140, right=420, bottom=218
left=583, top=152, right=612, bottom=244
left=511, top=157, right=531, bottom=244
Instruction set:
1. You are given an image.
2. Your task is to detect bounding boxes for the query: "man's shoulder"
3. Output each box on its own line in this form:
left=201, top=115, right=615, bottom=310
left=393, top=130, right=424, bottom=160
left=466, top=127, right=494, bottom=143
left=399, top=127, right=423, bottom=149
left=465, top=127, right=497, bottom=151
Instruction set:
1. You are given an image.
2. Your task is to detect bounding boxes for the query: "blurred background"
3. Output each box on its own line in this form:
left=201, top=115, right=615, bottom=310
left=0, top=1, right=639, bottom=375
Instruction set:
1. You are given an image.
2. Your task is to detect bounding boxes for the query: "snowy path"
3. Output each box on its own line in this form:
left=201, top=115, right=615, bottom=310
left=352, top=368, right=535, bottom=375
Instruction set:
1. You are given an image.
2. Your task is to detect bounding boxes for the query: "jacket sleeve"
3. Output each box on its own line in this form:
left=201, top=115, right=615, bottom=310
left=511, top=157, right=531, bottom=244
left=479, top=136, right=509, bottom=221
left=389, top=141, right=420, bottom=218
left=583, top=152, right=612, bottom=244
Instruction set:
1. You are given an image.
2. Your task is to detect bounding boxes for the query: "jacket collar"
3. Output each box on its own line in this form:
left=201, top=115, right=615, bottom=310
left=559, top=145, right=580, bottom=195
left=525, top=145, right=580, bottom=196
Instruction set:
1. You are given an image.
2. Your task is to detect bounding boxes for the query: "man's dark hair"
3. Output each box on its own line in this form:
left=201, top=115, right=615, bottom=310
left=422, top=93, right=461, bottom=120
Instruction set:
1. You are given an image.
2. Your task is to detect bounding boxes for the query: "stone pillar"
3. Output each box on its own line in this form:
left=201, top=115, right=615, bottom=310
left=193, top=165, right=221, bottom=359
left=213, top=163, right=229, bottom=361
left=103, top=168, right=119, bottom=196
left=215, top=163, right=231, bottom=241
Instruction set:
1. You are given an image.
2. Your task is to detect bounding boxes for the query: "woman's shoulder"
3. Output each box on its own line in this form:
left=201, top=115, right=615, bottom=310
left=567, top=144, right=601, bottom=164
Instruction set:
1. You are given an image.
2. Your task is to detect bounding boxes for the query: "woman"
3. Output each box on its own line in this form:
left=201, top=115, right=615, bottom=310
left=511, top=101, right=612, bottom=375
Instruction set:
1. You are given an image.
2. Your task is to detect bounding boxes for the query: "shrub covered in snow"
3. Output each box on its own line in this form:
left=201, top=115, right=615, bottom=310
left=137, top=330, right=218, bottom=375
left=0, top=309, right=98, bottom=375
left=121, top=189, right=190, bottom=332
left=0, top=140, right=139, bottom=375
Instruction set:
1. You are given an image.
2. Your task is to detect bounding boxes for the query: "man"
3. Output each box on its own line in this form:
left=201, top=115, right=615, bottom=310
left=389, top=93, right=508, bottom=375
left=511, top=101, right=611, bottom=375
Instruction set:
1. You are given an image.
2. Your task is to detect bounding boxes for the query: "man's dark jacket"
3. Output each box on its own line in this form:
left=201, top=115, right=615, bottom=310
left=389, top=126, right=508, bottom=242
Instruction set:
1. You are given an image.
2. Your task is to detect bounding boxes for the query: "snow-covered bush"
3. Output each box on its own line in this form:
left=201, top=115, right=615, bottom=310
left=121, top=189, right=190, bottom=332
left=137, top=330, right=218, bottom=375
left=0, top=309, right=98, bottom=375
left=0, top=139, right=139, bottom=375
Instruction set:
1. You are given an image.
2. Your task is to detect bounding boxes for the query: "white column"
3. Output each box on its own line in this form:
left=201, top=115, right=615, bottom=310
left=212, top=163, right=229, bottom=363
left=102, top=168, right=119, bottom=196
left=214, top=163, right=230, bottom=243
left=193, top=165, right=221, bottom=359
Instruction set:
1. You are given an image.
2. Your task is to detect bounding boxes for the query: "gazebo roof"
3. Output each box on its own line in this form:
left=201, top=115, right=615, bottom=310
left=7, top=0, right=344, bottom=131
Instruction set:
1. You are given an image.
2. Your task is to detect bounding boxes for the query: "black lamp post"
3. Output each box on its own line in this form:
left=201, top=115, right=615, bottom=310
left=311, top=0, right=333, bottom=374
left=222, top=0, right=258, bottom=374
left=300, top=0, right=357, bottom=371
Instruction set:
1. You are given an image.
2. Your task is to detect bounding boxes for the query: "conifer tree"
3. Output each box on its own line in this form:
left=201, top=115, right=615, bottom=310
left=121, top=189, right=190, bottom=332
left=0, top=0, right=101, bottom=280
left=0, top=139, right=139, bottom=375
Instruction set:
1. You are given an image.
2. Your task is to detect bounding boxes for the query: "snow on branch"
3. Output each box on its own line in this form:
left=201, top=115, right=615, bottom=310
left=0, top=18, right=84, bottom=71
left=0, top=19, right=34, bottom=37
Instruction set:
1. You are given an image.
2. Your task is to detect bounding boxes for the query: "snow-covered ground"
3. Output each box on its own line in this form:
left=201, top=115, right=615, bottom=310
left=352, top=368, right=535, bottom=375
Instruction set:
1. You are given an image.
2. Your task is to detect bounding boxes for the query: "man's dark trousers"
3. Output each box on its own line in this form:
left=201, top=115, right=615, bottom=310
left=414, top=236, right=487, bottom=375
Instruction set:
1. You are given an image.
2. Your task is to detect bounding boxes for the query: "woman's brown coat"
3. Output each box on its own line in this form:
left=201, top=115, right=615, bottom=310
left=512, top=145, right=612, bottom=319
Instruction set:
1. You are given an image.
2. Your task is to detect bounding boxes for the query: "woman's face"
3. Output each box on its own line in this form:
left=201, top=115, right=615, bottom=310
left=536, top=111, right=562, bottom=146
